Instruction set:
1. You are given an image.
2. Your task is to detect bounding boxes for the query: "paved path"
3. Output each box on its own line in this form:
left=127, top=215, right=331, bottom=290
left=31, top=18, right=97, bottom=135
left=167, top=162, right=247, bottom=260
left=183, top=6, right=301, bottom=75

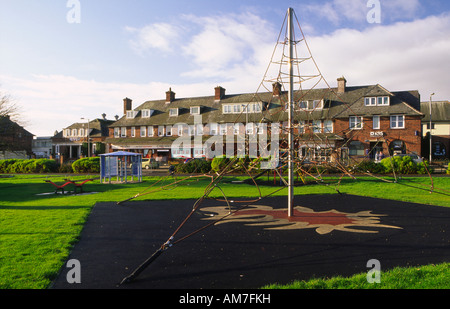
left=51, top=194, right=450, bottom=289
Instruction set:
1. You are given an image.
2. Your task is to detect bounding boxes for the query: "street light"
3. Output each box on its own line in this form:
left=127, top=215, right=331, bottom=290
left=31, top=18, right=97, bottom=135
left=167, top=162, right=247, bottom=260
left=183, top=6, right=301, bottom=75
left=429, top=93, right=435, bottom=163
left=81, top=118, right=90, bottom=157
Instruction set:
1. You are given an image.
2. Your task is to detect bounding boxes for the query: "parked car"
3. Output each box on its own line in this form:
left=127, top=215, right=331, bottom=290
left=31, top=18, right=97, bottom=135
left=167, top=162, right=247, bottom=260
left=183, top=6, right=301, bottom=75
left=130, top=158, right=159, bottom=169
left=394, top=154, right=423, bottom=164
left=142, top=158, right=159, bottom=169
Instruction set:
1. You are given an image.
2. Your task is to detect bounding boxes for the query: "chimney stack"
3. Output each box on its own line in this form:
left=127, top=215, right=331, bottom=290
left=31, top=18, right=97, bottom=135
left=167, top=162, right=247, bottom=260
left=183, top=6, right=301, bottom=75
left=272, top=82, right=282, bottom=96
left=102, top=113, right=107, bottom=120
left=337, top=77, right=347, bottom=93
left=215, top=86, right=226, bottom=101
left=123, top=97, right=132, bottom=115
left=166, top=88, right=175, bottom=104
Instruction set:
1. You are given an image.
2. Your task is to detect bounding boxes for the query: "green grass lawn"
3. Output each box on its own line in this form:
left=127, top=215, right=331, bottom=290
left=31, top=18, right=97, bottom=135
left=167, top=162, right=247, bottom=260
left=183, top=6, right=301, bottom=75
left=0, top=173, right=449, bottom=289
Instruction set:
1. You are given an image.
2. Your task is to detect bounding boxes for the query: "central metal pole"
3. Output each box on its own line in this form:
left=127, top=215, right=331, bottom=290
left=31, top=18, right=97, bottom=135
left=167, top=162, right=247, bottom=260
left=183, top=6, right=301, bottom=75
left=429, top=93, right=435, bottom=163
left=287, top=8, right=294, bottom=217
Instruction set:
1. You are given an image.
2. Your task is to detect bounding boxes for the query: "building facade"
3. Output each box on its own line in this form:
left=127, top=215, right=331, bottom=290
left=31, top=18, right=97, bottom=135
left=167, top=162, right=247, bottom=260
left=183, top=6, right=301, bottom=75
left=106, top=78, right=423, bottom=164
left=0, top=115, right=34, bottom=160
left=52, top=117, right=115, bottom=162
left=421, top=100, right=450, bottom=160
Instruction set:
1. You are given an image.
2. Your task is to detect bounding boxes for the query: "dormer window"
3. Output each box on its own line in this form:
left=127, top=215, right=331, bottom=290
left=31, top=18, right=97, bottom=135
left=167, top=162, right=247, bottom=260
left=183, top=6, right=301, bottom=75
left=365, top=96, right=390, bottom=106
left=190, top=106, right=201, bottom=115
left=169, top=108, right=179, bottom=117
left=141, top=109, right=152, bottom=118
left=126, top=111, right=138, bottom=119
left=296, top=100, right=323, bottom=111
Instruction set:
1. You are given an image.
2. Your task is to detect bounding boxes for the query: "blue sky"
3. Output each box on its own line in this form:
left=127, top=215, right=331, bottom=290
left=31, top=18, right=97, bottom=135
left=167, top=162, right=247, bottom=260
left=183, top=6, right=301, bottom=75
left=1, top=0, right=449, bottom=136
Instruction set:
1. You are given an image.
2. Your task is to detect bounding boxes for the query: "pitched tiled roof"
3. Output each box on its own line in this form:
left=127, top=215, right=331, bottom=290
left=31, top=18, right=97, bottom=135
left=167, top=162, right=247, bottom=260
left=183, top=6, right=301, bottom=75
left=421, top=101, right=450, bottom=122
left=65, top=119, right=115, bottom=138
left=109, top=84, right=422, bottom=128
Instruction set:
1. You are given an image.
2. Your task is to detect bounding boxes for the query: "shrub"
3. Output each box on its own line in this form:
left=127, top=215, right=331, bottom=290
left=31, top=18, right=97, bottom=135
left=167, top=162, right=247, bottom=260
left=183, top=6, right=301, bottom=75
left=175, top=159, right=211, bottom=174
left=72, top=157, right=100, bottom=174
left=31, top=159, right=59, bottom=173
left=0, top=159, right=58, bottom=173
left=380, top=156, right=429, bottom=175
left=0, top=159, right=20, bottom=173
left=211, top=156, right=230, bottom=173
left=353, top=160, right=384, bottom=174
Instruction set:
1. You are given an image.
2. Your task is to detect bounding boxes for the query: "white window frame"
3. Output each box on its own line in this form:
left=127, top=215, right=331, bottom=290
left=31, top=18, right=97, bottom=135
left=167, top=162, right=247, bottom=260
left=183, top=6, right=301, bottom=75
left=169, top=108, right=179, bottom=117
left=140, top=126, right=146, bottom=137
left=189, top=125, right=195, bottom=136
left=190, top=106, right=200, bottom=115
left=131, top=127, right=136, bottom=137
left=196, top=124, right=204, bottom=136
left=246, top=123, right=254, bottom=135
left=349, top=116, right=363, bottom=130
left=148, top=126, right=154, bottom=137
left=141, top=109, right=151, bottom=118
left=223, top=105, right=232, bottom=114
left=126, top=111, right=137, bottom=119
left=120, top=127, right=127, bottom=137
left=378, top=96, right=390, bottom=106
left=390, top=115, right=405, bottom=129
left=312, top=120, right=322, bottom=133
left=114, top=127, right=120, bottom=138
left=365, top=96, right=390, bottom=106
left=220, top=124, right=227, bottom=135
left=166, top=125, right=172, bottom=136
left=209, top=123, right=218, bottom=136
left=373, top=115, right=380, bottom=130
left=324, top=120, right=333, bottom=133
left=233, top=123, right=241, bottom=135
left=158, top=126, right=165, bottom=136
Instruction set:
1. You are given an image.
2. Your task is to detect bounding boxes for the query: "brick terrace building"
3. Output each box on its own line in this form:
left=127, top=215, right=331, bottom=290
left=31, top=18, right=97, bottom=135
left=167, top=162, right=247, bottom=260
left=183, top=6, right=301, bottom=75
left=0, top=115, right=34, bottom=159
left=106, top=78, right=423, bottom=164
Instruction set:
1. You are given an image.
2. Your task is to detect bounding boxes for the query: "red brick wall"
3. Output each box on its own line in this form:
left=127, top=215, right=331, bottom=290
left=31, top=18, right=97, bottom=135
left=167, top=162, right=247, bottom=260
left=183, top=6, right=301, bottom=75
left=334, top=115, right=422, bottom=156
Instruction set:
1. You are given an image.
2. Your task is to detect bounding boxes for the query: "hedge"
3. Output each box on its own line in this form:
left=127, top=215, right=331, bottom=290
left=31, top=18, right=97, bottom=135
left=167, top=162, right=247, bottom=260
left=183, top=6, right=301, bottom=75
left=72, top=157, right=100, bottom=174
left=175, top=159, right=212, bottom=174
left=0, top=159, right=59, bottom=174
left=354, top=156, right=429, bottom=175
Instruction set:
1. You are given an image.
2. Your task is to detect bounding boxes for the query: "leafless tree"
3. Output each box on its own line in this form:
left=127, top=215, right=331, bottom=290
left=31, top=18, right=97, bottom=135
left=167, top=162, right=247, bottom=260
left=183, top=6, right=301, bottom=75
left=0, top=89, right=24, bottom=125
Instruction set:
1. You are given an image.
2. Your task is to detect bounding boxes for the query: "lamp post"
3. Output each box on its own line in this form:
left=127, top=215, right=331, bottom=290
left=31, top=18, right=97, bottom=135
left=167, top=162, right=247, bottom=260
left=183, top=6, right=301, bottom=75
left=81, top=118, right=90, bottom=157
left=429, top=93, right=435, bottom=163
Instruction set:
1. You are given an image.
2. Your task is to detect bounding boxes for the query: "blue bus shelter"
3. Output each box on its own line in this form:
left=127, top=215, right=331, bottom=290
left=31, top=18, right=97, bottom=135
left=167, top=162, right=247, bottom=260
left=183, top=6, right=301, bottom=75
left=100, top=151, right=142, bottom=183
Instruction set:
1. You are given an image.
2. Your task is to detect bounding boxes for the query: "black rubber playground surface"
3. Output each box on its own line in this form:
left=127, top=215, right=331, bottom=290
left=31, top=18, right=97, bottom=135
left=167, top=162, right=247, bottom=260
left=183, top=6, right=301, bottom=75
left=51, top=194, right=450, bottom=289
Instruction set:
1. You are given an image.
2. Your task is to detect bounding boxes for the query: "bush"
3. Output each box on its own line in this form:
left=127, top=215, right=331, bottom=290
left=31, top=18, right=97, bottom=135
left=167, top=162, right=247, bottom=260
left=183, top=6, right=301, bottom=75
left=353, top=160, right=385, bottom=174
left=211, top=156, right=230, bottom=173
left=0, top=159, right=59, bottom=173
left=380, top=156, right=429, bottom=174
left=72, top=157, right=100, bottom=174
left=175, top=159, right=211, bottom=174
left=0, top=159, right=20, bottom=173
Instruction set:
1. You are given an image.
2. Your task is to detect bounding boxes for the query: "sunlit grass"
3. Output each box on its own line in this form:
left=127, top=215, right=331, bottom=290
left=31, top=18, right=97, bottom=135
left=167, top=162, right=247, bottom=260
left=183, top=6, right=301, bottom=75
left=0, top=173, right=449, bottom=288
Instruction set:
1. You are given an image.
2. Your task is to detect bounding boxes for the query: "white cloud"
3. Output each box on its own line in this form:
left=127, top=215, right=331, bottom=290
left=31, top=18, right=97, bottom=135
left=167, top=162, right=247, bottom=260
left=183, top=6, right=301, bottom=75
left=126, top=23, right=183, bottom=54
left=308, top=13, right=450, bottom=99
left=180, top=12, right=275, bottom=80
